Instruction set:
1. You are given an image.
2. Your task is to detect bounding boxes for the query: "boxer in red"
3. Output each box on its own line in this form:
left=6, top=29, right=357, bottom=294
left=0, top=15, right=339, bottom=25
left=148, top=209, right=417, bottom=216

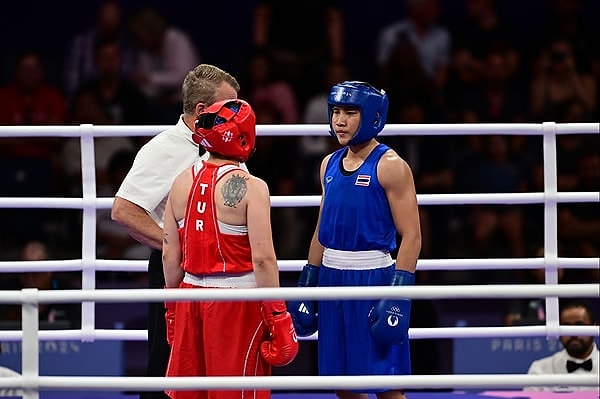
left=162, top=99, right=298, bottom=399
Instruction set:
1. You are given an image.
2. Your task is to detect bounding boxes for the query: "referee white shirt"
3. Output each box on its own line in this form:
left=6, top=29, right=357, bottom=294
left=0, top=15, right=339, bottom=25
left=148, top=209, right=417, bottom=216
left=116, top=116, right=204, bottom=228
left=524, top=342, right=599, bottom=392
left=116, top=115, right=248, bottom=228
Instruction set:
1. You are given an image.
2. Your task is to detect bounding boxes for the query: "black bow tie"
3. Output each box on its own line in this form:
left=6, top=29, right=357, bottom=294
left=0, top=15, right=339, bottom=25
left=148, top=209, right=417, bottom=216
left=566, top=359, right=593, bottom=373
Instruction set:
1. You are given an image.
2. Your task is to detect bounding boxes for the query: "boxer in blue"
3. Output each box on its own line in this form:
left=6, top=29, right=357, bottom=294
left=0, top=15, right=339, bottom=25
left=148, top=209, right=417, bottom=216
left=289, top=81, right=422, bottom=399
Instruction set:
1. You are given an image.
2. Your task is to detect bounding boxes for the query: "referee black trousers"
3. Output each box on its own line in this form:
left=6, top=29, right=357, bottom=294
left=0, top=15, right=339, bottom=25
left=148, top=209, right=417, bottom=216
left=140, top=249, right=170, bottom=399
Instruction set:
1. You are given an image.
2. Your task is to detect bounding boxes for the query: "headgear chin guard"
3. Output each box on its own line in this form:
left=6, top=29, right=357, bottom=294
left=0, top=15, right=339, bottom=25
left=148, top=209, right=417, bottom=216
left=327, top=81, right=389, bottom=145
left=193, top=99, right=256, bottom=162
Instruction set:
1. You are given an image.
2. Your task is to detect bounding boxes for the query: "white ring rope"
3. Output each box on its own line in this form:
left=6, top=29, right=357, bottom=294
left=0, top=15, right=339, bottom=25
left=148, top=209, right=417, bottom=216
left=1, top=325, right=600, bottom=343
left=0, top=121, right=597, bottom=137
left=0, top=122, right=599, bottom=397
left=1, top=325, right=599, bottom=342
left=0, top=374, right=598, bottom=392
left=0, top=257, right=598, bottom=274
left=0, top=285, right=597, bottom=343
left=0, top=191, right=598, bottom=209
left=0, top=284, right=598, bottom=304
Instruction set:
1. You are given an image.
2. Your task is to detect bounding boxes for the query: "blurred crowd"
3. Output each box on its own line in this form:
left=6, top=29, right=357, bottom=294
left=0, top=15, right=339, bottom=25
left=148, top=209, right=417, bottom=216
left=0, top=0, right=598, bottom=289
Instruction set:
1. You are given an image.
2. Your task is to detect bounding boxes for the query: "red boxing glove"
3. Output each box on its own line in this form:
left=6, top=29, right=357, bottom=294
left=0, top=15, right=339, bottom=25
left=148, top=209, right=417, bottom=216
left=260, top=301, right=299, bottom=367
left=164, top=301, right=176, bottom=347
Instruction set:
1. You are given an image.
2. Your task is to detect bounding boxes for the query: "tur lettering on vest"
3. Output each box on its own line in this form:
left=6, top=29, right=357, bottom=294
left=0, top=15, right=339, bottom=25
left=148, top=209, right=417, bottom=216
left=195, top=182, right=209, bottom=232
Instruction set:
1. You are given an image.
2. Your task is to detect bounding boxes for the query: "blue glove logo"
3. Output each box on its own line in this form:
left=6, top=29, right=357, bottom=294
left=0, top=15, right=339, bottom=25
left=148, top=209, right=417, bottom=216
left=369, top=270, right=413, bottom=345
left=387, top=315, right=399, bottom=327
left=385, top=305, right=404, bottom=327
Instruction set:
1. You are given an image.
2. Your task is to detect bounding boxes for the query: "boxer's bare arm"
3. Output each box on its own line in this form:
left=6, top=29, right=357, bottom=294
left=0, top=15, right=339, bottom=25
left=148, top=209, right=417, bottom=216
left=246, top=176, right=280, bottom=289
left=162, top=195, right=183, bottom=288
left=111, top=196, right=163, bottom=250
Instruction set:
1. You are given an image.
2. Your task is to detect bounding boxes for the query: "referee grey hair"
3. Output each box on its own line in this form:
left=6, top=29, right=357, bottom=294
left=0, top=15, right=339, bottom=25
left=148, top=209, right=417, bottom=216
left=181, top=64, right=240, bottom=115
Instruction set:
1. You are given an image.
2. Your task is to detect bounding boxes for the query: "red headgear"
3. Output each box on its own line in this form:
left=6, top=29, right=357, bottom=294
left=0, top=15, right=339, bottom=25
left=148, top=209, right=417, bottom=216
left=193, top=99, right=256, bottom=162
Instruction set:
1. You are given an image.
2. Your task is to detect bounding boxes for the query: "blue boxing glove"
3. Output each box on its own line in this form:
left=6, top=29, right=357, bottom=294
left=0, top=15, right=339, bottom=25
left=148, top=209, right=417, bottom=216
left=287, top=264, right=319, bottom=337
left=368, top=269, right=415, bottom=345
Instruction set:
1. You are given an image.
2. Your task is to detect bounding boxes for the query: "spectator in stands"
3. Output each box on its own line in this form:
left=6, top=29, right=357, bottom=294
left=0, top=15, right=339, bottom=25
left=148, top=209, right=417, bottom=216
left=530, top=0, right=599, bottom=79
left=60, top=132, right=137, bottom=200
left=453, top=45, right=536, bottom=261
left=504, top=247, right=569, bottom=326
left=376, top=0, right=451, bottom=96
left=0, top=49, right=67, bottom=126
left=302, top=61, right=350, bottom=126
left=0, top=48, right=65, bottom=166
left=557, top=146, right=600, bottom=282
left=457, top=50, right=527, bottom=123
left=529, top=37, right=596, bottom=122
left=0, top=50, right=66, bottom=250
left=524, top=299, right=599, bottom=392
left=240, top=49, right=300, bottom=124
left=246, top=101, right=302, bottom=259
left=62, top=0, right=136, bottom=98
left=299, top=61, right=348, bottom=197
left=0, top=241, right=81, bottom=328
left=59, top=130, right=137, bottom=198
left=97, top=149, right=151, bottom=267
left=413, top=133, right=456, bottom=259
left=376, top=27, right=441, bottom=124
left=288, top=61, right=351, bottom=263
left=552, top=100, right=593, bottom=191
left=68, top=38, right=150, bottom=126
left=250, top=0, right=345, bottom=106
left=556, top=132, right=585, bottom=187
left=128, top=5, right=200, bottom=123
left=0, top=49, right=66, bottom=161
left=448, top=0, right=522, bottom=97
left=60, top=37, right=148, bottom=198
left=454, top=135, right=530, bottom=271
left=526, top=99, right=594, bottom=253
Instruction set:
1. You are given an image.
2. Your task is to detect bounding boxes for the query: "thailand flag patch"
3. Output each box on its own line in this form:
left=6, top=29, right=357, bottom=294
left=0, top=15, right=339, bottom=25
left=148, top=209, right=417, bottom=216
left=355, top=174, right=371, bottom=187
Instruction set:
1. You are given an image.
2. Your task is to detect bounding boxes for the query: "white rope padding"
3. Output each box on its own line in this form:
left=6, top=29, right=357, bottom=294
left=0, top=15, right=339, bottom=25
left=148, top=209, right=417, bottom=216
left=0, top=284, right=597, bottom=304
left=0, top=191, right=598, bottom=209
left=0, top=122, right=598, bottom=398
left=0, top=374, right=597, bottom=392
left=0, top=285, right=597, bottom=342
left=0, top=257, right=598, bottom=274
left=0, top=121, right=597, bottom=137
left=1, top=325, right=600, bottom=342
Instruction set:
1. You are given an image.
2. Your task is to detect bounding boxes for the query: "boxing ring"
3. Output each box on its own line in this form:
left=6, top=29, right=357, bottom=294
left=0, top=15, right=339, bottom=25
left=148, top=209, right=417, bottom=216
left=0, top=121, right=599, bottom=398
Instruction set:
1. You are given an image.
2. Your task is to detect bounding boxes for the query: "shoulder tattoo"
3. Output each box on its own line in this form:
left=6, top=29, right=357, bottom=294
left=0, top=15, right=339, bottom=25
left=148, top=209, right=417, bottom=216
left=222, top=173, right=248, bottom=208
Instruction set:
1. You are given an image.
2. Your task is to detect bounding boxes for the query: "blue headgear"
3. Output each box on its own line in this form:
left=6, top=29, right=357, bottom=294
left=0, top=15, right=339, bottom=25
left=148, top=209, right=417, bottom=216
left=327, top=81, right=389, bottom=145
